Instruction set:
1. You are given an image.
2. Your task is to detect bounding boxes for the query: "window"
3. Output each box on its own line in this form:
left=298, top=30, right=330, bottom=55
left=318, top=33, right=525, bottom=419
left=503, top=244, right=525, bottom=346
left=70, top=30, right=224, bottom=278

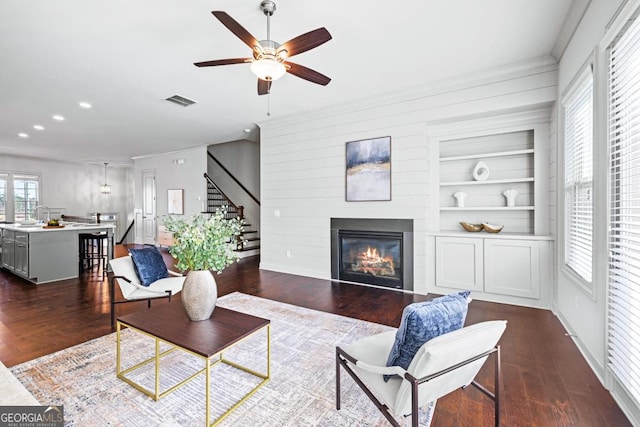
left=608, top=12, right=640, bottom=407
left=13, top=174, right=40, bottom=222
left=563, top=68, right=594, bottom=284
left=0, top=172, right=40, bottom=222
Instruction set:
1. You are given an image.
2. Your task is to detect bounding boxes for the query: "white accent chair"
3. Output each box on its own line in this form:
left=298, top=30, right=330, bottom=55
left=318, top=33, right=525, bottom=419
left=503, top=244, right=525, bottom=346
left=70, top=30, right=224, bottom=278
left=336, top=320, right=507, bottom=427
left=108, top=255, right=184, bottom=328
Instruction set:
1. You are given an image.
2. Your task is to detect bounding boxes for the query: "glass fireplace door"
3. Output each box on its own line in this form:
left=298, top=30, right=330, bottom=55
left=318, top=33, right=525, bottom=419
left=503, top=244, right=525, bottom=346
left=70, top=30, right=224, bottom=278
left=339, top=231, right=403, bottom=289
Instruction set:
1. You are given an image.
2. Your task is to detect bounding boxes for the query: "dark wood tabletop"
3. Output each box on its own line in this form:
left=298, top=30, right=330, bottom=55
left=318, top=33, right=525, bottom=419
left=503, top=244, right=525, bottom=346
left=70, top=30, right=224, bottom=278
left=117, top=302, right=270, bottom=358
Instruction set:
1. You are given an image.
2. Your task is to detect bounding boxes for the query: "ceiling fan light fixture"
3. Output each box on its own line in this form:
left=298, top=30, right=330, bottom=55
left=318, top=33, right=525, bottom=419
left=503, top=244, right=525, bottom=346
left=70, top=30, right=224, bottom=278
left=251, top=57, right=286, bottom=81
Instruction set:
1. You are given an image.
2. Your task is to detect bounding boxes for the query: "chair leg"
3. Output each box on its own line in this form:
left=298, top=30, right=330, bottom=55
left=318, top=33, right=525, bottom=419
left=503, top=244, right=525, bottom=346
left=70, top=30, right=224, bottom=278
left=109, top=278, right=116, bottom=329
left=336, top=347, right=401, bottom=427
left=495, top=345, right=501, bottom=427
left=336, top=347, right=341, bottom=410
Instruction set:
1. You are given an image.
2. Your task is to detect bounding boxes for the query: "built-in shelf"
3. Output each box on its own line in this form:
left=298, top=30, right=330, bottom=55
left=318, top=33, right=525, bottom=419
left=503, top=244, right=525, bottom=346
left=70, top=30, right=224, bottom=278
left=440, top=177, right=534, bottom=186
left=440, top=206, right=535, bottom=211
left=438, top=128, right=539, bottom=235
left=432, top=115, right=551, bottom=307
left=439, top=148, right=534, bottom=162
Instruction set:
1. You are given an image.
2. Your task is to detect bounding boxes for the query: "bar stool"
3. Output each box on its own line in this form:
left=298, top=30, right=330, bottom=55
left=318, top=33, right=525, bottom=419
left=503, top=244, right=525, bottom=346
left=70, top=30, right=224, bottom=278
left=79, top=232, right=108, bottom=278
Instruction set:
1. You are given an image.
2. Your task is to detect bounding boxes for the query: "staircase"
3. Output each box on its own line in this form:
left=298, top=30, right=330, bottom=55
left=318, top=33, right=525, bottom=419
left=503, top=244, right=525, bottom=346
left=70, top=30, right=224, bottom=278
left=204, top=173, right=260, bottom=256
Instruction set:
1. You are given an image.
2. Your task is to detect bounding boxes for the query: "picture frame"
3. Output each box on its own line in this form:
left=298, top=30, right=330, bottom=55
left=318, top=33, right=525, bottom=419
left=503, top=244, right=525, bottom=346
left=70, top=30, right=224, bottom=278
left=345, top=136, right=391, bottom=201
left=167, top=189, right=184, bottom=215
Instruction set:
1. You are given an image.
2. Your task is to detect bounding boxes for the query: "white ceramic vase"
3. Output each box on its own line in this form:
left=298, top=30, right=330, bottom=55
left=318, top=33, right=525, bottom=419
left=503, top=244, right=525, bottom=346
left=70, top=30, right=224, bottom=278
left=453, top=191, right=467, bottom=207
left=181, top=270, right=218, bottom=321
left=503, top=188, right=519, bottom=207
left=472, top=161, right=490, bottom=181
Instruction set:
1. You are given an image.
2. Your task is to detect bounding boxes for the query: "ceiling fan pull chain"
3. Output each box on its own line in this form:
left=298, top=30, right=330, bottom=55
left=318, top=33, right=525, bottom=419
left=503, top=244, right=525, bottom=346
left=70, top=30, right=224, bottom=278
left=267, top=92, right=271, bottom=117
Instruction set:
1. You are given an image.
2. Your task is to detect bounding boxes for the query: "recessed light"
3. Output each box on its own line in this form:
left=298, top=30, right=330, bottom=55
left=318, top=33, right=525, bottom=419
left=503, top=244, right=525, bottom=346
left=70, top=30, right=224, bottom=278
left=52, top=115, right=65, bottom=121
left=18, top=133, right=29, bottom=138
left=243, top=128, right=251, bottom=134
left=33, top=125, right=44, bottom=131
left=79, top=101, right=92, bottom=109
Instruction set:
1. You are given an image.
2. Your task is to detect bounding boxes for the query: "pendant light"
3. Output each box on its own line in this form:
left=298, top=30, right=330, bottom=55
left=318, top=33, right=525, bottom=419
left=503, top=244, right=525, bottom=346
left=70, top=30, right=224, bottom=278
left=100, top=162, right=111, bottom=194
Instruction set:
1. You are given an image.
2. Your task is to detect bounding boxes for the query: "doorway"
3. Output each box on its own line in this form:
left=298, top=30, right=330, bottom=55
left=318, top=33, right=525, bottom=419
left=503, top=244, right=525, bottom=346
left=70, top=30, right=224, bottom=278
left=142, top=169, right=156, bottom=245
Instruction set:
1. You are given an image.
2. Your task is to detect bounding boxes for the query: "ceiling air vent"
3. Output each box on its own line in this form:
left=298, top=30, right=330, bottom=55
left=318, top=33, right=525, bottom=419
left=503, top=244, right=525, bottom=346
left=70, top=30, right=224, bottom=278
left=165, top=94, right=197, bottom=107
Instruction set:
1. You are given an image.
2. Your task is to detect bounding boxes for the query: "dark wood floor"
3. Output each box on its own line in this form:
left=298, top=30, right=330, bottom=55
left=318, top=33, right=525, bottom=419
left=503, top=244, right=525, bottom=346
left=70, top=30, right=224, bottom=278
left=0, top=246, right=630, bottom=426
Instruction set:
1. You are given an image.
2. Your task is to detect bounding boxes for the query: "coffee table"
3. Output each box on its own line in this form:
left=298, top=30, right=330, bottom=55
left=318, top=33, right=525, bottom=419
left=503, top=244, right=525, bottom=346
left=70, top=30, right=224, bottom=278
left=116, top=301, right=270, bottom=426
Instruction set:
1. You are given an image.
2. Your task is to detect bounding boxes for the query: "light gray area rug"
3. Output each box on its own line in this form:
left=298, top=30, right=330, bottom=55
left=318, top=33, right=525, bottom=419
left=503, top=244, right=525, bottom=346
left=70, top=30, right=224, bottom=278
left=11, top=293, right=434, bottom=426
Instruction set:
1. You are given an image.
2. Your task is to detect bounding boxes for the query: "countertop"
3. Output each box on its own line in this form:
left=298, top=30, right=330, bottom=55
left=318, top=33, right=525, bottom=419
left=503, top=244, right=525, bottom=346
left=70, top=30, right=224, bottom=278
left=0, top=223, right=114, bottom=233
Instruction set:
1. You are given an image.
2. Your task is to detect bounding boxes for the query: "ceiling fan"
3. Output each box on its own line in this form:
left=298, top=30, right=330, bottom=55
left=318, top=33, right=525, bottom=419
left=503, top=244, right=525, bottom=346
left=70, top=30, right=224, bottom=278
left=194, top=0, right=332, bottom=96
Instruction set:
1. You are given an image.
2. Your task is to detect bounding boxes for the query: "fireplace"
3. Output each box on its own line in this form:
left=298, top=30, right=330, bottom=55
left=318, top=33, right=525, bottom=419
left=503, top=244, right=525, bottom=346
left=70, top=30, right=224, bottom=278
left=331, top=218, right=413, bottom=291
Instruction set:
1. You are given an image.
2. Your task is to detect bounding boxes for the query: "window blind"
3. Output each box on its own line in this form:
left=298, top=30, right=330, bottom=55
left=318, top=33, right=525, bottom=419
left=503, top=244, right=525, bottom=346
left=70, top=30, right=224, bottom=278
left=608, top=12, right=640, bottom=406
left=564, top=70, right=594, bottom=283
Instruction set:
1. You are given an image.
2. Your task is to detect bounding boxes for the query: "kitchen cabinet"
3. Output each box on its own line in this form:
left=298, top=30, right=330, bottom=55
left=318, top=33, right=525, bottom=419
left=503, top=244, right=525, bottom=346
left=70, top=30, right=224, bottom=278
left=2, top=230, right=15, bottom=271
left=14, top=232, right=29, bottom=278
left=435, top=235, right=547, bottom=300
left=0, top=223, right=114, bottom=284
left=1, top=231, right=30, bottom=278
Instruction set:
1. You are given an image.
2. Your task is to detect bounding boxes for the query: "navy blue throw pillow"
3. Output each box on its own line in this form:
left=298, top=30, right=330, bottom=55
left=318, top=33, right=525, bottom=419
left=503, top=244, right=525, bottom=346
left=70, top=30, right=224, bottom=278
left=129, top=247, right=169, bottom=287
left=384, top=291, right=470, bottom=380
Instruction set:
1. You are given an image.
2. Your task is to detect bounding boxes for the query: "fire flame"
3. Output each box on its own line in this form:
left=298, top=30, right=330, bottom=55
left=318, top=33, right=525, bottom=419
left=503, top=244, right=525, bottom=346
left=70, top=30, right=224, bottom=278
left=366, top=246, right=379, bottom=259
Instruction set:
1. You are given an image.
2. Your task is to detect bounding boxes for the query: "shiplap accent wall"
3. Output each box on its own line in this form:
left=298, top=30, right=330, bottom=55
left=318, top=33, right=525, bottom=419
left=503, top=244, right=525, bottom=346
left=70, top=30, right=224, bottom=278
left=258, top=58, right=558, bottom=295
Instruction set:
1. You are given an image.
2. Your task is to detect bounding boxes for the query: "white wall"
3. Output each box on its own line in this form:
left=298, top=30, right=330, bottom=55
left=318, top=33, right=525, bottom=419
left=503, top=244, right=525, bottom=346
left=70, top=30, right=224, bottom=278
left=258, top=58, right=558, bottom=295
left=554, top=0, right=624, bottom=381
left=0, top=155, right=131, bottom=239
left=133, top=145, right=208, bottom=243
left=555, top=0, right=639, bottom=424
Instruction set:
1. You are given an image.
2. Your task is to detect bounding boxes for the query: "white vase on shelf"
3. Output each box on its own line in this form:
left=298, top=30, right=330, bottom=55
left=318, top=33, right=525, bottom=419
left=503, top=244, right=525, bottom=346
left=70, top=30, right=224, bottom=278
left=453, top=191, right=467, bottom=207
left=503, top=188, right=519, bottom=207
left=472, top=161, right=490, bottom=181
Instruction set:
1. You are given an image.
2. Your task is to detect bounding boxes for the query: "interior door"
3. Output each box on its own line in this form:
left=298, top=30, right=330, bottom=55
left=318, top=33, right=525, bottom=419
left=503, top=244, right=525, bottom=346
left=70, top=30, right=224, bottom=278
left=142, top=170, right=156, bottom=245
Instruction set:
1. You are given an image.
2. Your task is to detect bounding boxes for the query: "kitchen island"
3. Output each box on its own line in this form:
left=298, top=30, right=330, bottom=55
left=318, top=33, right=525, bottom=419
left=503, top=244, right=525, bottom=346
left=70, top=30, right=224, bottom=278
left=0, top=223, right=114, bottom=284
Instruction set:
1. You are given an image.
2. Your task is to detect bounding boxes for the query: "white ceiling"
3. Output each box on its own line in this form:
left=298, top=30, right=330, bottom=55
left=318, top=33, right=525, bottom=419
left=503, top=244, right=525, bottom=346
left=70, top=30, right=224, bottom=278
left=0, top=0, right=577, bottom=165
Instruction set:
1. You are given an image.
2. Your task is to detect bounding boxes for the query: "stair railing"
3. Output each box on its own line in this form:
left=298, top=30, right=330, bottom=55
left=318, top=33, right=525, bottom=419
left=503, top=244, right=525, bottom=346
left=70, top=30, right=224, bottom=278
left=204, top=173, right=249, bottom=250
left=207, top=151, right=260, bottom=206
left=203, top=173, right=244, bottom=220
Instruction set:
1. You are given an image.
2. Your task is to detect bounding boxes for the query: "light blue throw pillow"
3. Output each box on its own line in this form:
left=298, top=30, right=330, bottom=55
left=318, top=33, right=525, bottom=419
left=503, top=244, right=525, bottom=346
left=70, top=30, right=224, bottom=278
left=385, top=291, right=471, bottom=380
left=129, top=247, right=169, bottom=287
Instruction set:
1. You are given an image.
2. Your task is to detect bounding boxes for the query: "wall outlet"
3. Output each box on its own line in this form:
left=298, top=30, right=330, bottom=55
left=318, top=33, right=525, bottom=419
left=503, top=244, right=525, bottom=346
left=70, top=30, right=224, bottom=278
left=274, top=209, right=281, bottom=217
left=286, top=250, right=291, bottom=258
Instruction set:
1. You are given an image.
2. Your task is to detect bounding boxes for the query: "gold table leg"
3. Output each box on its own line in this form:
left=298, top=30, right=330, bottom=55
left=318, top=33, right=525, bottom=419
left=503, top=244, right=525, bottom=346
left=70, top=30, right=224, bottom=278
left=116, top=323, right=271, bottom=427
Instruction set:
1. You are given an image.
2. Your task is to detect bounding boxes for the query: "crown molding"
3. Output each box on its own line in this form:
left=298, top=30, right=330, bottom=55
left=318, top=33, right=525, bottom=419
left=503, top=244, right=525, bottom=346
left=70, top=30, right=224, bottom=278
left=259, top=55, right=558, bottom=131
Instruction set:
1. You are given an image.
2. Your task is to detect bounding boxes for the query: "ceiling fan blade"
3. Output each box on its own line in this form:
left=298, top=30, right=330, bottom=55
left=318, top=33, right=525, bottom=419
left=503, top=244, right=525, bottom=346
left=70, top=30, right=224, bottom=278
left=285, top=62, right=331, bottom=86
left=279, top=28, right=332, bottom=58
left=194, top=58, right=250, bottom=67
left=212, top=11, right=260, bottom=50
left=257, top=79, right=272, bottom=96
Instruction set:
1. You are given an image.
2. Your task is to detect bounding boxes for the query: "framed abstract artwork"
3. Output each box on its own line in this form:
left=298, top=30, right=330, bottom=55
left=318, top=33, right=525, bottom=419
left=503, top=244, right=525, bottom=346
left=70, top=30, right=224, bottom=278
left=345, top=136, right=391, bottom=201
left=167, top=189, right=184, bottom=215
